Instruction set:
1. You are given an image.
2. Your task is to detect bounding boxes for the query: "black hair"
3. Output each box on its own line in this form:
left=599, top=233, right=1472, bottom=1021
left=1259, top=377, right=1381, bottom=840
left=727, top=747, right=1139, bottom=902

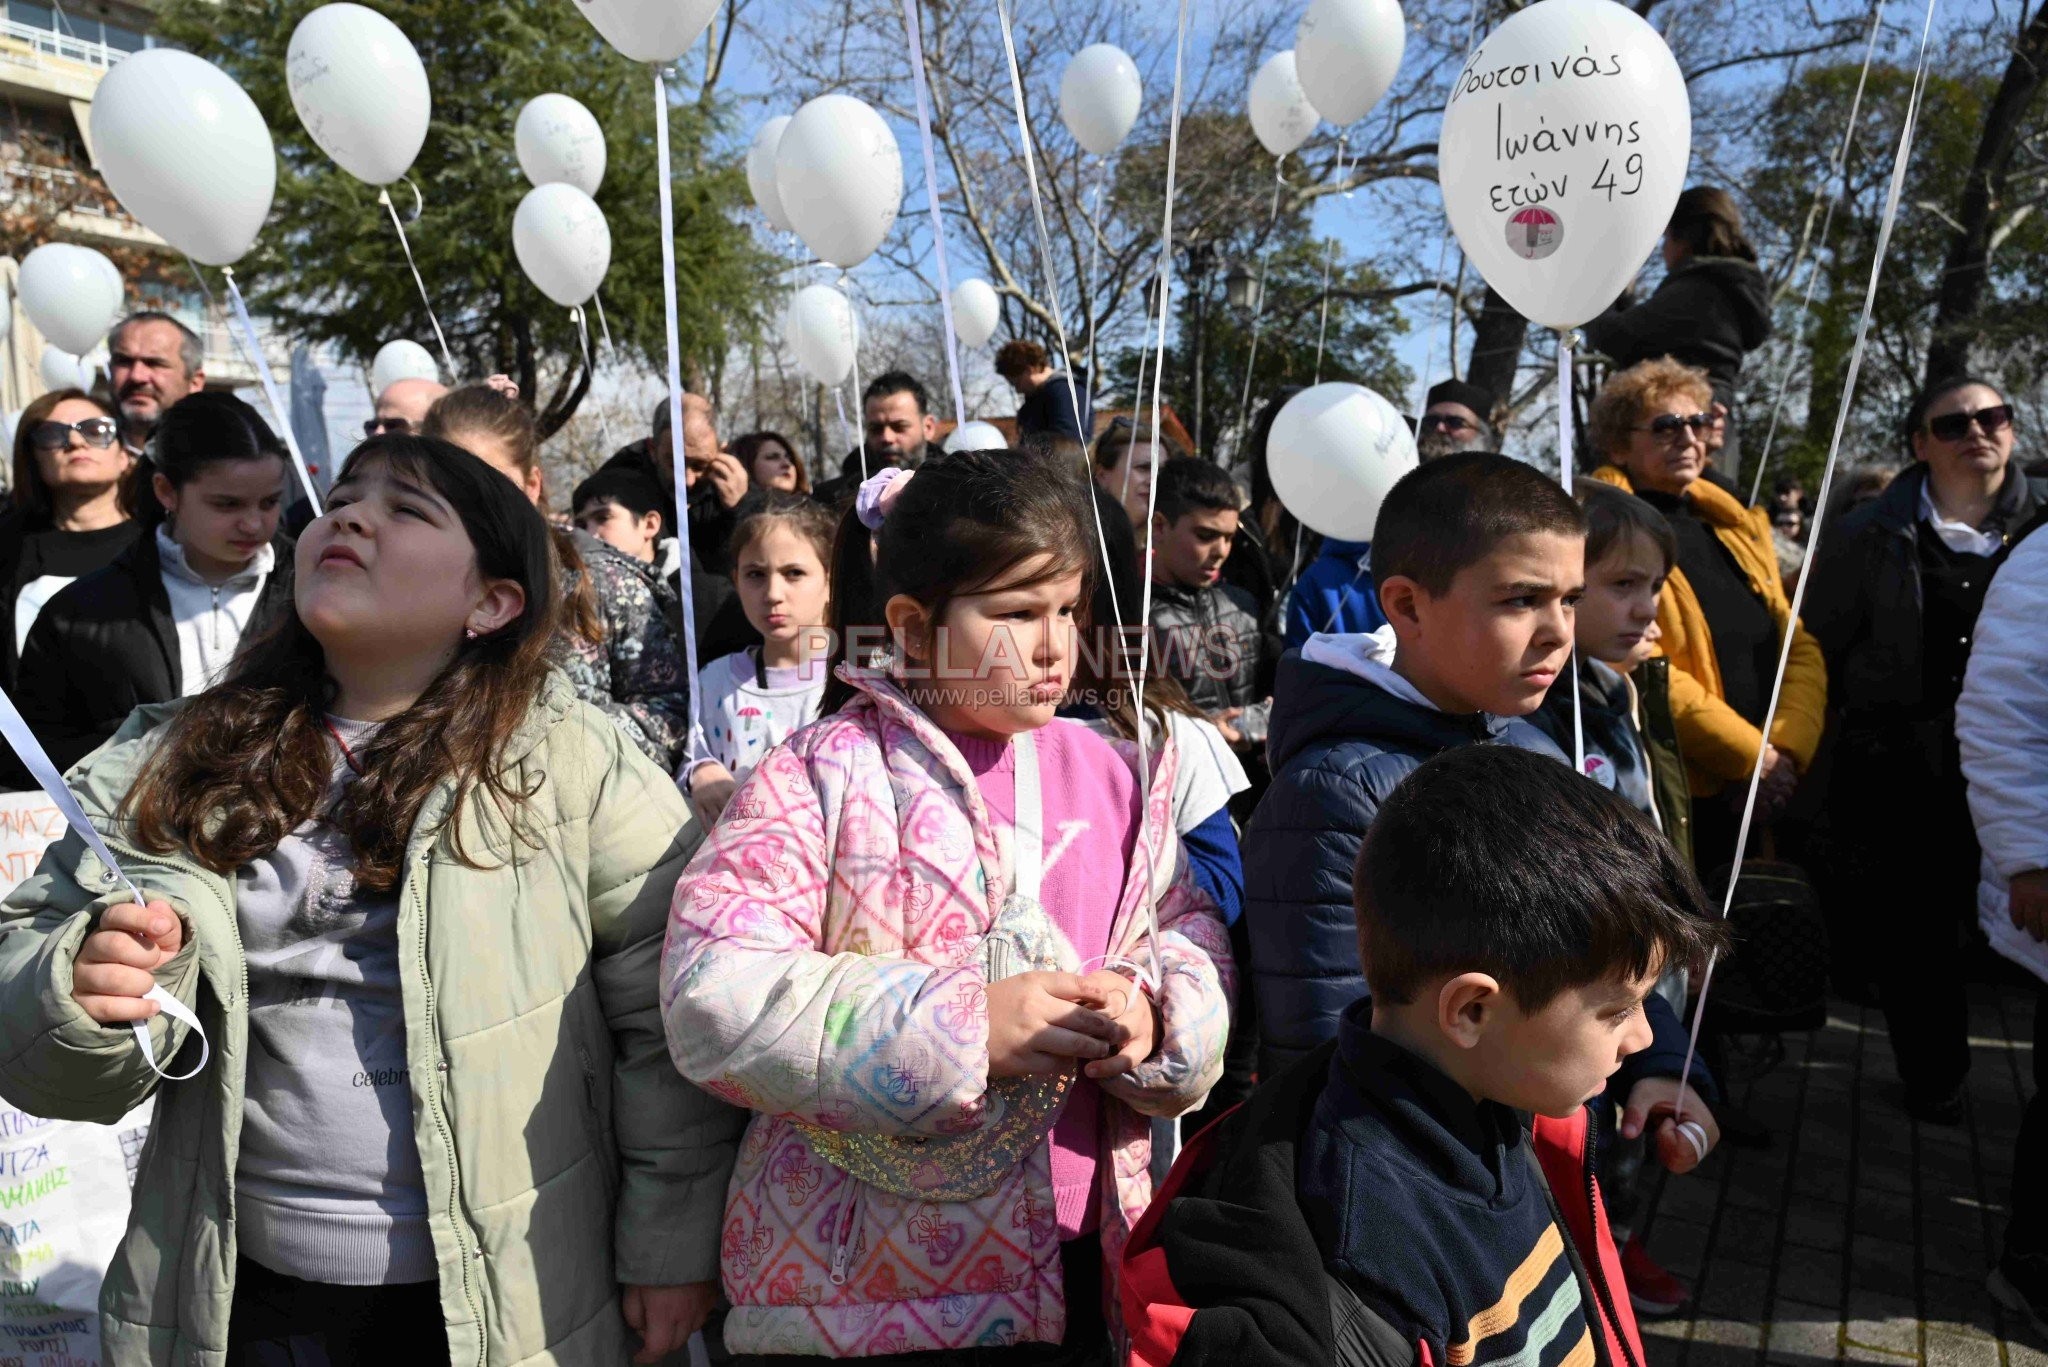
left=110, top=310, right=204, bottom=374
left=149, top=391, right=288, bottom=489
left=1152, top=457, right=1240, bottom=525
left=1579, top=483, right=1677, bottom=577
left=821, top=448, right=1094, bottom=714
left=571, top=468, right=663, bottom=521
left=1373, top=453, right=1586, bottom=596
left=1356, top=746, right=1727, bottom=1011
left=861, top=370, right=930, bottom=416
left=1904, top=374, right=2007, bottom=456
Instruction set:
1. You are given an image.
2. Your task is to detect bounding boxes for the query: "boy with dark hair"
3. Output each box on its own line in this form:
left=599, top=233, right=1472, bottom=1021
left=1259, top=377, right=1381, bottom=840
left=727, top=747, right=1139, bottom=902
left=571, top=468, right=667, bottom=567
left=1124, top=746, right=1730, bottom=1367
left=1244, top=453, right=1591, bottom=1074
left=1148, top=457, right=1271, bottom=756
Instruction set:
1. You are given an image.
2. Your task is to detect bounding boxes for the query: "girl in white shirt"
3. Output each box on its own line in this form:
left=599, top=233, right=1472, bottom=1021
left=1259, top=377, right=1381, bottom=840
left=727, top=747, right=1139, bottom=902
left=682, top=493, right=838, bottom=825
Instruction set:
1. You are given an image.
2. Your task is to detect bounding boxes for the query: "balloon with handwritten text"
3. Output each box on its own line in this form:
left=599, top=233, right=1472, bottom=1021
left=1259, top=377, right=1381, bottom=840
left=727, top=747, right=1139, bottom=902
left=1436, top=0, right=1689, bottom=331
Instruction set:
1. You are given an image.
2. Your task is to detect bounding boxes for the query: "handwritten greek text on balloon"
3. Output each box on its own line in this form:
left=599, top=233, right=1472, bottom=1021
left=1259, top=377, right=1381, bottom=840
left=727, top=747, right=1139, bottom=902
left=1436, top=0, right=1689, bottom=331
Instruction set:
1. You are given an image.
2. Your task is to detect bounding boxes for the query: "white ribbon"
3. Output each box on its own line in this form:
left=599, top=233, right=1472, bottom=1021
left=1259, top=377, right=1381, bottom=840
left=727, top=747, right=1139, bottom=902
left=1310, top=136, right=1348, bottom=385
left=1748, top=0, right=1886, bottom=507
left=1558, top=335, right=1583, bottom=775
left=378, top=187, right=456, bottom=380
left=897, top=0, right=967, bottom=428
left=1129, top=0, right=1195, bottom=1002
left=1679, top=0, right=1941, bottom=1122
left=990, top=0, right=1131, bottom=650
left=1083, top=160, right=1111, bottom=416
left=0, top=685, right=209, bottom=1081
left=1234, top=159, right=1285, bottom=451
left=221, top=269, right=322, bottom=515
left=593, top=292, right=617, bottom=356
left=571, top=307, right=616, bottom=456
left=653, top=67, right=707, bottom=766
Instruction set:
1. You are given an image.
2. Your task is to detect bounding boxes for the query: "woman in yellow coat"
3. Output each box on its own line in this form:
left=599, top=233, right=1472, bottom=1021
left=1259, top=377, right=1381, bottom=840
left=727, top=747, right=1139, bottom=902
left=1586, top=357, right=1827, bottom=876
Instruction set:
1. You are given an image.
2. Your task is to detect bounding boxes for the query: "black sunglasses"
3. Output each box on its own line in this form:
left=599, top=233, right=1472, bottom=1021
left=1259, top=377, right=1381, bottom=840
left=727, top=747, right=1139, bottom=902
left=1638, top=412, right=1712, bottom=441
left=363, top=416, right=412, bottom=437
left=1927, top=404, right=2013, bottom=443
left=30, top=417, right=119, bottom=452
left=1419, top=413, right=1479, bottom=433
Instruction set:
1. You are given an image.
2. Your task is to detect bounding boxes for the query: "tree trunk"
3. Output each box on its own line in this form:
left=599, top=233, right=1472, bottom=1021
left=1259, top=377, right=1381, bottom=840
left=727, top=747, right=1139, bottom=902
left=1466, top=285, right=1529, bottom=424
left=1925, top=5, right=2048, bottom=381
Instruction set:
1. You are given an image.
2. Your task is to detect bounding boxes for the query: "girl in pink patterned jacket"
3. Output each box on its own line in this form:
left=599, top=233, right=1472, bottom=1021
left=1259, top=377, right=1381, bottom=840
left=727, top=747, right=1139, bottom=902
left=661, top=451, right=1233, bottom=1363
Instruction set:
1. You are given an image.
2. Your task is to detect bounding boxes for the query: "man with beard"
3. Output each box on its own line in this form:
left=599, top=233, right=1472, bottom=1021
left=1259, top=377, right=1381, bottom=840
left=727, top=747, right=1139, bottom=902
left=1415, top=378, right=1499, bottom=461
left=107, top=312, right=207, bottom=456
left=813, top=371, right=938, bottom=508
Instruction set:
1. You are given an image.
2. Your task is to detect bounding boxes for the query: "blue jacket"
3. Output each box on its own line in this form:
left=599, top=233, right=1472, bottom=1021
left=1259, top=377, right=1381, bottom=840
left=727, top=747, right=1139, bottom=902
left=1243, top=641, right=1713, bottom=1099
left=1243, top=645, right=1569, bottom=1076
left=1285, top=538, right=1384, bottom=648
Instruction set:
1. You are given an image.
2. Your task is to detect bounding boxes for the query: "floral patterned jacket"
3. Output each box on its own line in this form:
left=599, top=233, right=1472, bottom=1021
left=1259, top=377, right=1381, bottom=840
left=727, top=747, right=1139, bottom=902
left=558, top=529, right=694, bottom=771
left=661, top=670, right=1233, bottom=1357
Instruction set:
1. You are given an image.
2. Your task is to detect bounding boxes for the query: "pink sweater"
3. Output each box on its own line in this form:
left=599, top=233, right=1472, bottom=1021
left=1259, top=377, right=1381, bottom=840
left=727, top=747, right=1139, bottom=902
left=946, top=720, right=1138, bottom=1239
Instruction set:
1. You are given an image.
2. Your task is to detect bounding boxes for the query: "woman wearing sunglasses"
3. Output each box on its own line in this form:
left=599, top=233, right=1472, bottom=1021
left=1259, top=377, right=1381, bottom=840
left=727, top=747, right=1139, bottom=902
left=1588, top=357, right=1828, bottom=878
left=1806, top=375, right=2048, bottom=1125
left=0, top=388, right=139, bottom=689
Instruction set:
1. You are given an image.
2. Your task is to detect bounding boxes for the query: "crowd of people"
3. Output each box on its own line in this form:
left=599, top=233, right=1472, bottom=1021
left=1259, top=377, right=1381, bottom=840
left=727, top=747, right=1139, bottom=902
left=0, top=180, right=2043, bottom=1367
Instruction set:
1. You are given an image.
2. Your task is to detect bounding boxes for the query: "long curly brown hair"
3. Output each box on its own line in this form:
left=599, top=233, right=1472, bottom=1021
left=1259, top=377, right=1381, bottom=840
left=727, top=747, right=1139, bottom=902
left=119, top=436, right=563, bottom=894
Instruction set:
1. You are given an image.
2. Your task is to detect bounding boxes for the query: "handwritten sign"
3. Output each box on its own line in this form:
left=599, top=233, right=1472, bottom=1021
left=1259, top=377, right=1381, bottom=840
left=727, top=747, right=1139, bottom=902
left=0, top=794, right=148, bottom=1367
left=1436, top=0, right=1691, bottom=331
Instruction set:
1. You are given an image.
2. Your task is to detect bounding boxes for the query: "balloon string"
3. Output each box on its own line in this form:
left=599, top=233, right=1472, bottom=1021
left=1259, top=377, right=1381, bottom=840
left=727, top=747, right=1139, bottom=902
left=1234, top=157, right=1284, bottom=453
left=1083, top=158, right=1111, bottom=412
left=834, top=384, right=860, bottom=472
left=221, top=269, right=322, bottom=513
left=1557, top=335, right=1584, bottom=778
left=1747, top=0, right=1885, bottom=507
left=572, top=307, right=616, bottom=455
left=653, top=67, right=706, bottom=766
left=1678, top=0, right=1941, bottom=1125
left=1130, top=0, right=1193, bottom=1008
left=594, top=293, right=617, bottom=356
left=993, top=0, right=1131, bottom=664
left=378, top=188, right=456, bottom=380
left=1311, top=234, right=1338, bottom=386
left=839, top=271, right=867, bottom=479
left=897, top=0, right=967, bottom=428
left=1410, top=0, right=1490, bottom=419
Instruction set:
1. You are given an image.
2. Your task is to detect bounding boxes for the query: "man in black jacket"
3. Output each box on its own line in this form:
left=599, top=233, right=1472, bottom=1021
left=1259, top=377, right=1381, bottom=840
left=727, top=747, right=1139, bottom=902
left=1147, top=458, right=1271, bottom=760
left=1806, top=375, right=2048, bottom=1124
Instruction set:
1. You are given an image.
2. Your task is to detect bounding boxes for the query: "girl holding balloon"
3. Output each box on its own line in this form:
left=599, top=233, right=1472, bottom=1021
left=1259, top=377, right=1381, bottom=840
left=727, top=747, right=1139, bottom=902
left=663, top=452, right=1233, bottom=1362
left=0, top=434, right=740, bottom=1366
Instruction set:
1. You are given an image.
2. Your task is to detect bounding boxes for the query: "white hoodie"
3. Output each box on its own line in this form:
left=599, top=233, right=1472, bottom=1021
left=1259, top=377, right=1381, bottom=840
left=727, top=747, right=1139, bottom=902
left=157, top=526, right=274, bottom=696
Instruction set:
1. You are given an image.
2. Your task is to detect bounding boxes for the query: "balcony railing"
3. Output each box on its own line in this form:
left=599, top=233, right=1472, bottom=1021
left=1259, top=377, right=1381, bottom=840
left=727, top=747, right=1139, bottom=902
left=0, top=160, right=121, bottom=219
left=0, top=16, right=123, bottom=70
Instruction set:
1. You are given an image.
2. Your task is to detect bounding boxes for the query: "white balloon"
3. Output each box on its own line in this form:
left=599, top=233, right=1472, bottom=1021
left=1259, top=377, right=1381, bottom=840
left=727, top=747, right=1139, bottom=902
left=571, top=0, right=719, bottom=64
left=774, top=95, right=903, bottom=271
left=783, top=285, right=859, bottom=387
left=1059, top=45, right=1142, bottom=157
left=1266, top=383, right=1417, bottom=541
left=1438, top=0, right=1690, bottom=331
left=516, top=93, right=607, bottom=197
left=746, top=116, right=793, bottom=232
left=0, top=282, right=12, bottom=348
left=944, top=421, right=1008, bottom=454
left=78, top=343, right=109, bottom=389
left=1248, top=51, right=1321, bottom=158
left=370, top=338, right=440, bottom=394
left=18, top=243, right=123, bottom=357
left=950, top=279, right=1001, bottom=349
left=90, top=49, right=277, bottom=266
left=38, top=344, right=84, bottom=393
left=287, top=4, right=430, bottom=186
left=1295, top=0, right=1406, bottom=127
left=513, top=183, right=612, bottom=308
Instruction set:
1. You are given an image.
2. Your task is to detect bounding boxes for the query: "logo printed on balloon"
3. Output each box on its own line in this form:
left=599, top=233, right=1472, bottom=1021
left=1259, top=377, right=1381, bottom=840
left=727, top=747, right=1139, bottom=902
left=1508, top=206, right=1563, bottom=261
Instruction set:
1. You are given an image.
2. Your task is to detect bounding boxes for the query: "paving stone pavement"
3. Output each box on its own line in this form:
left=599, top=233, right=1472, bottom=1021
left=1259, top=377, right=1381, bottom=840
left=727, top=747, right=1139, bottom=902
left=1633, top=983, right=2042, bottom=1367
